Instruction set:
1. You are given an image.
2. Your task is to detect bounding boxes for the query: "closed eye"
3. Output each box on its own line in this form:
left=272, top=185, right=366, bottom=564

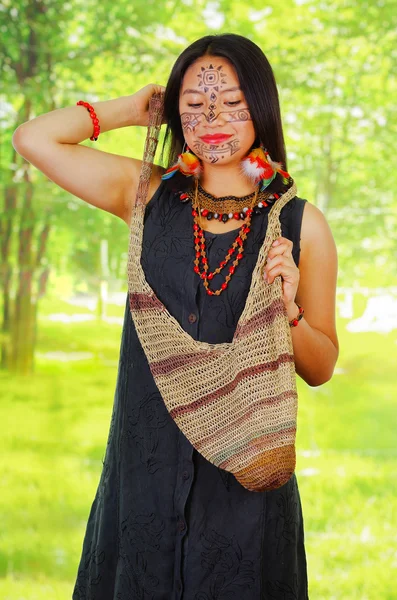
left=187, top=101, right=241, bottom=108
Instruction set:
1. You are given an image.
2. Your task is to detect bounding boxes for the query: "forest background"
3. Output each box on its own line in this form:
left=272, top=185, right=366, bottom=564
left=1, top=0, right=396, bottom=598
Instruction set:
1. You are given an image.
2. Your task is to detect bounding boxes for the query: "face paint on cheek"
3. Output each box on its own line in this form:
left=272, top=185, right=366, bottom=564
left=222, top=108, right=252, bottom=123
left=182, top=107, right=252, bottom=129
left=181, top=112, right=203, bottom=133
left=193, top=139, right=241, bottom=163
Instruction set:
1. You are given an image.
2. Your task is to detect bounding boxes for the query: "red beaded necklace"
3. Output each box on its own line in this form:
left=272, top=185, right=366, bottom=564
left=191, top=180, right=259, bottom=296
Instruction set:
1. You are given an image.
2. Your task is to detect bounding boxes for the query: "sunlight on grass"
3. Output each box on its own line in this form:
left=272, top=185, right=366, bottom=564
left=0, top=577, right=72, bottom=600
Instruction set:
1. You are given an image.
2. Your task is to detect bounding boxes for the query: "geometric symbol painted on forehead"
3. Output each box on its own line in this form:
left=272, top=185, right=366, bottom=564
left=197, top=64, right=227, bottom=93
left=210, top=92, right=217, bottom=102
left=203, top=68, right=218, bottom=86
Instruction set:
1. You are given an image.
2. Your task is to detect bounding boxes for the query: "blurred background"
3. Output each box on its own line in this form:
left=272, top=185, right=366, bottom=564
left=1, top=0, right=396, bottom=598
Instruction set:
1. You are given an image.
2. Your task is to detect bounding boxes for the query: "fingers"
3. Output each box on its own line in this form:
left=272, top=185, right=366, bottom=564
left=264, top=255, right=287, bottom=281
left=264, top=238, right=295, bottom=284
left=265, top=264, right=296, bottom=284
left=153, top=84, right=166, bottom=95
left=268, top=237, right=293, bottom=260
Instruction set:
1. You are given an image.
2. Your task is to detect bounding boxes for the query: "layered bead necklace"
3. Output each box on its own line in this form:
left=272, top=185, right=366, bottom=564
left=179, top=179, right=283, bottom=296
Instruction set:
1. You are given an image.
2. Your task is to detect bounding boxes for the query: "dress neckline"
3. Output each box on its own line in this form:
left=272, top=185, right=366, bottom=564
left=202, top=227, right=242, bottom=238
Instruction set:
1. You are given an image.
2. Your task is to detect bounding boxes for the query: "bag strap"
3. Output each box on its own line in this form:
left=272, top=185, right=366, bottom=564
left=134, top=92, right=165, bottom=209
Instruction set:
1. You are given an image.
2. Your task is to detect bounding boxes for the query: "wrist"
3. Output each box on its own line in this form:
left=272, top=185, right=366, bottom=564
left=85, top=95, right=139, bottom=134
left=128, top=94, right=141, bottom=127
left=286, top=302, right=299, bottom=322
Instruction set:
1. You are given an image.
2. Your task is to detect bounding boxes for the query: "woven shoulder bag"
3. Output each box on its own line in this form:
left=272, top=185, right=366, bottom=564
left=127, top=93, right=299, bottom=492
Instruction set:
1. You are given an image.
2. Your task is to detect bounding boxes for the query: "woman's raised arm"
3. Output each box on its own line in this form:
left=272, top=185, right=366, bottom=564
left=11, top=84, right=165, bottom=226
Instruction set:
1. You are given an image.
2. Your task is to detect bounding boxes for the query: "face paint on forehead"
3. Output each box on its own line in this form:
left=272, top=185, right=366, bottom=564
left=197, top=63, right=227, bottom=122
left=197, top=63, right=227, bottom=93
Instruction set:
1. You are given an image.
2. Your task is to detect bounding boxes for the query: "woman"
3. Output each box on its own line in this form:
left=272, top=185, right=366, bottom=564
left=13, top=33, right=338, bottom=599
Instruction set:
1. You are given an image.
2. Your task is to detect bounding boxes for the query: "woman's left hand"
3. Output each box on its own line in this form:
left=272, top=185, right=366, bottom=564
left=264, top=237, right=300, bottom=307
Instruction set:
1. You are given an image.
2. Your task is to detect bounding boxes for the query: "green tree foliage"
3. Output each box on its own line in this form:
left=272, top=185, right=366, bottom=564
left=0, top=0, right=180, bottom=373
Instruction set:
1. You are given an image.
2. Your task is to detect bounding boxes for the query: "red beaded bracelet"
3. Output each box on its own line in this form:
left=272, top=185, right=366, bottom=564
left=76, top=100, right=101, bottom=141
left=289, top=303, right=304, bottom=327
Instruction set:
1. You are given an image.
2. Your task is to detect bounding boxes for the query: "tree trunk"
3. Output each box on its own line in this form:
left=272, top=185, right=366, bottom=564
left=1, top=174, right=51, bottom=373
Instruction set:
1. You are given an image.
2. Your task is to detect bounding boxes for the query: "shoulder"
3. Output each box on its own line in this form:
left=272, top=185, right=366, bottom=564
left=300, top=200, right=337, bottom=260
left=298, top=199, right=338, bottom=285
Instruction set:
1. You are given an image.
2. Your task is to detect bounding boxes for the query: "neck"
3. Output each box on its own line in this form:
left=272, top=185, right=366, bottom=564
left=199, top=162, right=257, bottom=198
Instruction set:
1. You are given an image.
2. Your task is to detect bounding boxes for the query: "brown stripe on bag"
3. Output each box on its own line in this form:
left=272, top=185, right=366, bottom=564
left=193, top=390, right=297, bottom=451
left=169, top=353, right=295, bottom=418
left=150, top=300, right=286, bottom=376
left=150, top=349, right=218, bottom=377
left=234, top=297, right=285, bottom=338
left=129, top=292, right=164, bottom=311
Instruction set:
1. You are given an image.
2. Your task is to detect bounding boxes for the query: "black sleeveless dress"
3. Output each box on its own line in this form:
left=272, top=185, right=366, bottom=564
left=73, top=179, right=309, bottom=599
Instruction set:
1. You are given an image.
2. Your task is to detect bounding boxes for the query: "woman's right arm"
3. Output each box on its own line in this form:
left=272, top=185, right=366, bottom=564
left=11, top=84, right=166, bottom=227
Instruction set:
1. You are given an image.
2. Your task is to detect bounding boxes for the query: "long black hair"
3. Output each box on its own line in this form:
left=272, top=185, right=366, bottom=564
left=161, top=33, right=289, bottom=193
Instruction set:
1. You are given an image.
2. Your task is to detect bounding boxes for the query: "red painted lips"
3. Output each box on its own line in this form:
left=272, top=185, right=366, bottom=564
left=199, top=134, right=233, bottom=144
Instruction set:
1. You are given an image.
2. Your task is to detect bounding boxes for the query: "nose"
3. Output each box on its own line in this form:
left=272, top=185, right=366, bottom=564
left=205, top=109, right=227, bottom=126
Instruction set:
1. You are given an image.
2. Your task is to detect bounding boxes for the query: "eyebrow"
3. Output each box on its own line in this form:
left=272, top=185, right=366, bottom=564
left=182, top=86, right=241, bottom=96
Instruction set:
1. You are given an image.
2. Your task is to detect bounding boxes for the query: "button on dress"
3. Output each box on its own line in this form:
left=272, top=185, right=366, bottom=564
left=73, top=179, right=309, bottom=599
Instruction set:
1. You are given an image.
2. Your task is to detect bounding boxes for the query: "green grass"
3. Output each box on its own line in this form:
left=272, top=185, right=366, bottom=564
left=1, top=295, right=396, bottom=599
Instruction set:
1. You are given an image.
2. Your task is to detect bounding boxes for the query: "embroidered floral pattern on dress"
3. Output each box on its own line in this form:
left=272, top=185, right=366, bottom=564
left=125, top=390, right=169, bottom=474
left=117, top=510, right=165, bottom=597
left=265, top=572, right=300, bottom=599
left=195, top=529, right=255, bottom=599
left=73, top=543, right=106, bottom=597
left=116, top=551, right=160, bottom=599
left=273, top=477, right=299, bottom=556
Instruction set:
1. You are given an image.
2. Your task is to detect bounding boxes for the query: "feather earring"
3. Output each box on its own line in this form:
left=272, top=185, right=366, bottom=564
left=161, top=146, right=202, bottom=180
left=241, top=147, right=291, bottom=191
